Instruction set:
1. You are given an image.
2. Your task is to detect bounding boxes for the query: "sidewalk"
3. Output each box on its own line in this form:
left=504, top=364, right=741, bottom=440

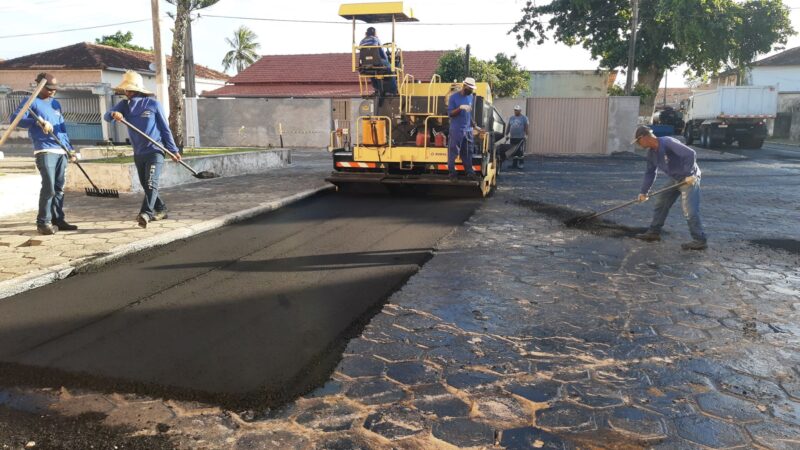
left=0, top=149, right=331, bottom=299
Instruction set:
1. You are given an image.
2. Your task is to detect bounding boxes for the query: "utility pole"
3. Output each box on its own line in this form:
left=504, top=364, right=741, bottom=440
left=663, top=70, right=668, bottom=105
left=184, top=18, right=197, bottom=99
left=624, top=0, right=639, bottom=95
left=184, top=16, right=200, bottom=147
left=465, top=44, right=471, bottom=78
left=151, top=0, right=169, bottom=117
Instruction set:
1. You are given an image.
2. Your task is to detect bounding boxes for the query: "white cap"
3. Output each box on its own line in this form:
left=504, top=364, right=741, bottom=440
left=463, top=77, right=477, bottom=89
left=514, top=105, right=522, bottom=110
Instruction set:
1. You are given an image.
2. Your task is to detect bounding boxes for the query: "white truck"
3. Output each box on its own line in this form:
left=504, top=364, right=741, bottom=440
left=683, top=86, right=778, bottom=149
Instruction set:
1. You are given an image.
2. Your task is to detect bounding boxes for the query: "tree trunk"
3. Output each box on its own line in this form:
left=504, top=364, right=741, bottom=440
left=637, top=66, right=663, bottom=120
left=169, top=2, right=188, bottom=149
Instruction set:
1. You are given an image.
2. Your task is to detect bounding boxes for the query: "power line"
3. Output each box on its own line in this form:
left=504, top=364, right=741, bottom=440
left=200, top=13, right=517, bottom=26
left=0, top=19, right=150, bottom=39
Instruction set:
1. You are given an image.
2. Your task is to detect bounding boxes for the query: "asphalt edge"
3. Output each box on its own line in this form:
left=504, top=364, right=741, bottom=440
left=0, top=185, right=333, bottom=300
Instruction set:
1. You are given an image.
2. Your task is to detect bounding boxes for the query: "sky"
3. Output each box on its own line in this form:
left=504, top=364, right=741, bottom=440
left=2, top=0, right=800, bottom=89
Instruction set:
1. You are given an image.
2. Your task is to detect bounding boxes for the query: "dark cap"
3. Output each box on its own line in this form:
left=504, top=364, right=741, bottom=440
left=35, top=72, right=58, bottom=90
left=631, top=125, right=655, bottom=144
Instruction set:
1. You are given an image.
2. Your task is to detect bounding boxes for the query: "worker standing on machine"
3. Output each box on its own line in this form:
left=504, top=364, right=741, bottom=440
left=447, top=77, right=483, bottom=181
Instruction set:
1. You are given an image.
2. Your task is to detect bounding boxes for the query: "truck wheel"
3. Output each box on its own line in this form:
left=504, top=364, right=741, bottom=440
left=752, top=138, right=764, bottom=149
left=738, top=137, right=752, bottom=149
left=700, top=129, right=708, bottom=147
left=685, top=128, right=694, bottom=145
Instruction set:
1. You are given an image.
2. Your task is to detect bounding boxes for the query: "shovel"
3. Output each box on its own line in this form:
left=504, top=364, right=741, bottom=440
left=117, top=117, right=219, bottom=179
left=564, top=180, right=689, bottom=227
left=28, top=110, right=119, bottom=198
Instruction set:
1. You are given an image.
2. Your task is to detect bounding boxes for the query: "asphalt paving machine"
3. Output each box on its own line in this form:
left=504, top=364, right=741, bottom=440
left=326, top=2, right=509, bottom=197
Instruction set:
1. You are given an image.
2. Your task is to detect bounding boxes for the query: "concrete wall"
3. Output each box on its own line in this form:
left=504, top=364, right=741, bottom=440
left=197, top=98, right=332, bottom=148
left=492, top=98, right=527, bottom=124
left=66, top=149, right=290, bottom=193
left=0, top=69, right=102, bottom=91
left=528, top=71, right=609, bottom=98
left=750, top=66, right=800, bottom=93
left=607, top=97, right=640, bottom=153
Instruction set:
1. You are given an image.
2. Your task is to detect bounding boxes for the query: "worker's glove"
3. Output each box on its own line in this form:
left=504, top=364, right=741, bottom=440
left=638, top=193, right=649, bottom=203
left=38, top=120, right=53, bottom=134
left=683, top=175, right=698, bottom=186
left=111, top=112, right=123, bottom=122
left=459, top=104, right=472, bottom=112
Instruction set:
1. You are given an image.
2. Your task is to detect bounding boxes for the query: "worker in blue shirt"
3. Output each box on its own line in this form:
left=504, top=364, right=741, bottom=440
left=632, top=126, right=707, bottom=250
left=10, top=73, right=78, bottom=235
left=359, top=27, right=397, bottom=95
left=447, top=77, right=485, bottom=181
left=104, top=71, right=180, bottom=229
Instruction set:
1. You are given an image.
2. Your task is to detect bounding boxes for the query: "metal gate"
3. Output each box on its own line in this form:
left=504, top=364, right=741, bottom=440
left=0, top=91, right=103, bottom=141
left=526, top=97, right=610, bottom=155
left=332, top=98, right=351, bottom=131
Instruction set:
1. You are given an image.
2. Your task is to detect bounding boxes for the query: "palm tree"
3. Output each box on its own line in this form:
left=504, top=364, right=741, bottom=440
left=222, top=26, right=261, bottom=73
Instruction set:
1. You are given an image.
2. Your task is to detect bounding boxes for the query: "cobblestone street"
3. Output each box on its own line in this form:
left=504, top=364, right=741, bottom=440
left=1, top=147, right=799, bottom=449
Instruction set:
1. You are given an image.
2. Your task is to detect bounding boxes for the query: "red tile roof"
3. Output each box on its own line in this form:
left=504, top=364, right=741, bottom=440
left=204, top=50, right=447, bottom=98
left=0, top=42, right=229, bottom=81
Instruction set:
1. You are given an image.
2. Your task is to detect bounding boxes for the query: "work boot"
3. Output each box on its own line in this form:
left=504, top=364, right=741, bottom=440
left=53, top=220, right=78, bottom=231
left=681, top=240, right=708, bottom=250
left=37, top=224, right=58, bottom=235
left=511, top=160, right=518, bottom=169
left=517, top=159, right=525, bottom=169
left=137, top=213, right=150, bottom=229
left=466, top=173, right=480, bottom=181
left=634, top=231, right=661, bottom=242
left=448, top=172, right=458, bottom=182
left=153, top=210, right=168, bottom=221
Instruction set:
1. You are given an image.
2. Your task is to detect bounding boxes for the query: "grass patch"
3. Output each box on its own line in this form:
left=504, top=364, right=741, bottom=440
left=90, top=147, right=269, bottom=164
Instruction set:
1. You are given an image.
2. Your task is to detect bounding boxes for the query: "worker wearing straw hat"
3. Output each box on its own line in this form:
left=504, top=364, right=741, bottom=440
left=104, top=70, right=180, bottom=229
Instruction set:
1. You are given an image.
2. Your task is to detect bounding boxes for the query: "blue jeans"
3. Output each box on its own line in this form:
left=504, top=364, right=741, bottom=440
left=648, top=178, right=707, bottom=241
left=134, top=152, right=166, bottom=219
left=447, top=129, right=475, bottom=175
left=35, top=152, right=67, bottom=225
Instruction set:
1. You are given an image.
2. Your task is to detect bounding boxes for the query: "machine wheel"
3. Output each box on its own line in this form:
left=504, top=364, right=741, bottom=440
left=752, top=138, right=764, bottom=149
left=738, top=137, right=753, bottom=149
left=700, top=128, right=709, bottom=148
left=685, top=127, right=695, bottom=145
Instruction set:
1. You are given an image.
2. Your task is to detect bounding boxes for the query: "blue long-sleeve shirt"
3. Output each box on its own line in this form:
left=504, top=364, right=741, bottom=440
left=104, top=96, right=178, bottom=156
left=448, top=91, right=475, bottom=132
left=641, top=136, right=701, bottom=194
left=10, top=97, right=72, bottom=154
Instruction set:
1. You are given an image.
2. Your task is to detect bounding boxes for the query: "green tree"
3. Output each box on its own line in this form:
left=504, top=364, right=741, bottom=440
left=95, top=31, right=150, bottom=52
left=510, top=0, right=793, bottom=114
left=729, top=0, right=794, bottom=85
left=165, top=0, right=221, bottom=148
left=435, top=49, right=529, bottom=98
left=222, top=26, right=261, bottom=73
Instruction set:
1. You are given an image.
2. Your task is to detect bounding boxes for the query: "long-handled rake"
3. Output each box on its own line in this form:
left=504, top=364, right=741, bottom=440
left=28, top=110, right=119, bottom=198
left=118, top=117, right=219, bottom=179
left=564, top=180, right=689, bottom=227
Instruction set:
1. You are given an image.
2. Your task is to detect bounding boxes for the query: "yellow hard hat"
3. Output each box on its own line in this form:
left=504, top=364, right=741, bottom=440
left=114, top=70, right=153, bottom=95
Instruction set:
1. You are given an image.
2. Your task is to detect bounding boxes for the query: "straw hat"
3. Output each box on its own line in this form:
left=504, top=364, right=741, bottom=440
left=114, top=70, right=153, bottom=95
left=462, top=77, right=477, bottom=90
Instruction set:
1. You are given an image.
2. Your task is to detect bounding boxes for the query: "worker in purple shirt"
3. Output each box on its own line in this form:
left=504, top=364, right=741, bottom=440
left=10, top=73, right=78, bottom=235
left=447, top=77, right=485, bottom=181
left=104, top=71, right=180, bottom=229
left=632, top=126, right=707, bottom=250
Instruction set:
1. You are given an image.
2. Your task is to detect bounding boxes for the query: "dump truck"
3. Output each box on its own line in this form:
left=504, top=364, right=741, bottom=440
left=683, top=86, right=778, bottom=149
left=326, top=2, right=509, bottom=197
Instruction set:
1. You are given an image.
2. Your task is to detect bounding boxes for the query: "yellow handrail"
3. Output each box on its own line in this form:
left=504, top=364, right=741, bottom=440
left=422, top=115, right=449, bottom=151
left=427, top=74, right=442, bottom=115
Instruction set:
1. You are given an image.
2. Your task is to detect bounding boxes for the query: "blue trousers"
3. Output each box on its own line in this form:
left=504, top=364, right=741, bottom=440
left=35, top=152, right=67, bottom=225
left=134, top=152, right=166, bottom=219
left=648, top=178, right=707, bottom=241
left=447, top=130, right=475, bottom=175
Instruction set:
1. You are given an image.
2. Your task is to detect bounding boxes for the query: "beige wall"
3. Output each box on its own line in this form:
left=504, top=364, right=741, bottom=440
left=0, top=70, right=102, bottom=91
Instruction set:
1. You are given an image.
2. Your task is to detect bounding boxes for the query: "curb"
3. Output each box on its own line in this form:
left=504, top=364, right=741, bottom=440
left=0, top=185, right=332, bottom=300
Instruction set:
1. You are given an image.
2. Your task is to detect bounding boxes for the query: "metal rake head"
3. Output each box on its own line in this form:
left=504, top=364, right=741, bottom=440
left=85, top=187, right=120, bottom=198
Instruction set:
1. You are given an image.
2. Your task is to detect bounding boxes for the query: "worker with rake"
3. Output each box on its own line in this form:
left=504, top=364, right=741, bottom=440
left=632, top=126, right=707, bottom=250
left=105, top=71, right=181, bottom=229
left=10, top=73, right=78, bottom=235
